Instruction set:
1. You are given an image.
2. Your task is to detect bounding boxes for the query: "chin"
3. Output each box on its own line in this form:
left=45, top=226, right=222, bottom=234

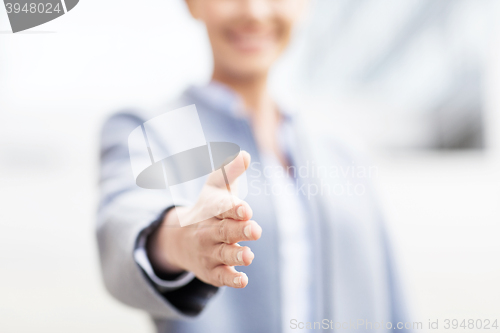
left=230, top=51, right=279, bottom=75
left=228, top=59, right=275, bottom=78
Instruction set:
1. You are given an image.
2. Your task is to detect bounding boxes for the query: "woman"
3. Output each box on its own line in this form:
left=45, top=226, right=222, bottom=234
left=97, top=0, right=410, bottom=332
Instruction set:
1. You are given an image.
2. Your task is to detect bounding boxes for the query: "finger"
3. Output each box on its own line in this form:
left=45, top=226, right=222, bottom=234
left=210, top=265, right=249, bottom=288
left=212, top=219, right=262, bottom=244
left=223, top=150, right=251, bottom=184
left=193, top=188, right=250, bottom=223
left=215, top=197, right=253, bottom=221
left=213, top=243, right=254, bottom=266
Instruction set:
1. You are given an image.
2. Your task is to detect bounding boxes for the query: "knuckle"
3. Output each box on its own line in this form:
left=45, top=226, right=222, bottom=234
left=218, top=220, right=228, bottom=243
left=217, top=243, right=226, bottom=263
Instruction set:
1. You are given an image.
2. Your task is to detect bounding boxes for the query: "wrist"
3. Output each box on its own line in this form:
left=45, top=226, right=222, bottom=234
left=146, top=209, right=185, bottom=274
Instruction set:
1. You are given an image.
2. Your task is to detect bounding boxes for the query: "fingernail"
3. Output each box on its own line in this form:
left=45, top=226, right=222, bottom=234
left=237, top=250, right=243, bottom=263
left=241, top=273, right=248, bottom=286
left=244, top=225, right=252, bottom=238
left=234, top=276, right=242, bottom=286
left=255, top=224, right=263, bottom=238
left=237, top=206, right=245, bottom=218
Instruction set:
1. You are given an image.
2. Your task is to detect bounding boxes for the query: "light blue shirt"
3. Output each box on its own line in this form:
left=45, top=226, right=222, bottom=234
left=261, top=152, right=313, bottom=330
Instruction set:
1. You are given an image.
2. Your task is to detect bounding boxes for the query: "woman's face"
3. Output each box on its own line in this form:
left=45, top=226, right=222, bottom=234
left=187, top=0, right=307, bottom=79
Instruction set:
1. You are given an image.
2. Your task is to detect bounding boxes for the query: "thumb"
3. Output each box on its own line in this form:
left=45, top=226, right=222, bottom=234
left=207, top=151, right=251, bottom=188
left=222, top=150, right=251, bottom=184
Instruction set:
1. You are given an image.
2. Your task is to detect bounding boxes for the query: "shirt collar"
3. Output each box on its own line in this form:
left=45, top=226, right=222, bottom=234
left=184, top=80, right=296, bottom=123
left=184, top=80, right=245, bottom=118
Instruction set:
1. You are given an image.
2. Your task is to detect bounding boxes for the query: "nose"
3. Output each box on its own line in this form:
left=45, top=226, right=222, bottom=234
left=240, top=0, right=274, bottom=22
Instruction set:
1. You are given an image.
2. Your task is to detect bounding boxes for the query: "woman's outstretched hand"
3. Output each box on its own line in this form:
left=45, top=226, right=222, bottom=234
left=147, top=151, right=262, bottom=288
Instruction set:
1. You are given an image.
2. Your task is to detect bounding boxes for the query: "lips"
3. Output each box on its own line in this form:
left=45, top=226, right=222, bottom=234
left=226, top=29, right=276, bottom=52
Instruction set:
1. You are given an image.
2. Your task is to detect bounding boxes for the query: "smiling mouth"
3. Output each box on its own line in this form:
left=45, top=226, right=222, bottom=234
left=226, top=30, right=277, bottom=53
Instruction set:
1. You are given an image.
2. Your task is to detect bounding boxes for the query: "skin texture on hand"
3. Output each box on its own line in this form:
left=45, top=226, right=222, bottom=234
left=147, top=151, right=262, bottom=289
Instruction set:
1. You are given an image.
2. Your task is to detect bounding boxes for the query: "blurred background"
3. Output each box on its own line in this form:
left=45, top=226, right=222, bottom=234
left=0, top=0, right=499, bottom=332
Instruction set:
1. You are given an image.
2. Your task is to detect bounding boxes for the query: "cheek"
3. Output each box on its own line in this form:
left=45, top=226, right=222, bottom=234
left=277, top=20, right=293, bottom=47
left=202, top=2, right=236, bottom=34
left=272, top=17, right=295, bottom=56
